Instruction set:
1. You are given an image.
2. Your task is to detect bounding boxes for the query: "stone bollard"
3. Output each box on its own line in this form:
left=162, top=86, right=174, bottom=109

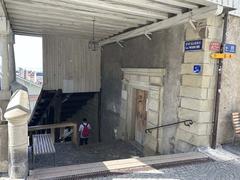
left=4, top=89, right=30, bottom=179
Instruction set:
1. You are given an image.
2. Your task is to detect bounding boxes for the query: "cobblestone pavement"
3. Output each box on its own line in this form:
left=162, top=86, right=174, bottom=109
left=88, top=144, right=240, bottom=180
left=222, top=143, right=240, bottom=156
left=30, top=140, right=143, bottom=169
left=91, top=159, right=240, bottom=180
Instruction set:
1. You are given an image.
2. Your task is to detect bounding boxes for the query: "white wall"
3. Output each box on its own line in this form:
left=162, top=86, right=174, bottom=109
left=43, top=35, right=101, bottom=93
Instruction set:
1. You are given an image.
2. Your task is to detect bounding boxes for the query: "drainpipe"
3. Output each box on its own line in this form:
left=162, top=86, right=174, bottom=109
left=211, top=10, right=229, bottom=149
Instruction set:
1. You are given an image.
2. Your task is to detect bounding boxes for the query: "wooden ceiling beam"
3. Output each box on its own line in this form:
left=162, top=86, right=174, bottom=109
left=7, top=10, right=132, bottom=30
left=108, top=0, right=183, bottom=14
left=5, top=3, right=144, bottom=27
left=100, top=5, right=220, bottom=45
left=183, top=0, right=213, bottom=6
left=12, top=23, right=115, bottom=36
left=12, top=26, right=107, bottom=39
left=153, top=0, right=199, bottom=9
left=10, top=19, right=123, bottom=34
left=5, top=0, right=154, bottom=23
left=50, top=0, right=169, bottom=19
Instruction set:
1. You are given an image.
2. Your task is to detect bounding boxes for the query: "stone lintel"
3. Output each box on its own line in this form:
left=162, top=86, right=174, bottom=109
left=121, top=68, right=166, bottom=77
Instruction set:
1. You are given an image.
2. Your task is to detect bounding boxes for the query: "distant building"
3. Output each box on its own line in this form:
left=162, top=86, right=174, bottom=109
left=35, top=72, right=43, bottom=85
left=16, top=67, right=43, bottom=85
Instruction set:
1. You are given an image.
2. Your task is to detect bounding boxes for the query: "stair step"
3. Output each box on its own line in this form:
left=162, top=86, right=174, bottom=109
left=129, top=141, right=156, bottom=156
left=28, top=152, right=210, bottom=180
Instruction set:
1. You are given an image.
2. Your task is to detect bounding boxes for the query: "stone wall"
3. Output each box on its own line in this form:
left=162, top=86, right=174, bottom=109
left=218, top=15, right=240, bottom=144
left=175, top=16, right=223, bottom=152
left=101, top=24, right=184, bottom=154
left=120, top=68, right=165, bottom=154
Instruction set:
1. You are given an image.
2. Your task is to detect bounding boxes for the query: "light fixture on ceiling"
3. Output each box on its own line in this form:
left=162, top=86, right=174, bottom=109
left=88, top=17, right=99, bottom=51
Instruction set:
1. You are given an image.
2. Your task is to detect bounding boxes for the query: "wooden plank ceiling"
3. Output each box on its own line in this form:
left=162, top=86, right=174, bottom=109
left=3, top=0, right=213, bottom=40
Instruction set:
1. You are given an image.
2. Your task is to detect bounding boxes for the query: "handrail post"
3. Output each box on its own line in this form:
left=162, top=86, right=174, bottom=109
left=51, top=128, right=55, bottom=143
left=72, top=124, right=78, bottom=146
left=4, top=89, right=30, bottom=179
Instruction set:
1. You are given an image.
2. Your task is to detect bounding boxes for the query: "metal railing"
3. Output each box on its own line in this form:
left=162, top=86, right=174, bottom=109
left=145, top=120, right=193, bottom=134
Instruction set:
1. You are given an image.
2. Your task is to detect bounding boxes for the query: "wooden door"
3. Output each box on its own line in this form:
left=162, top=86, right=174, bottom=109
left=135, top=89, right=148, bottom=145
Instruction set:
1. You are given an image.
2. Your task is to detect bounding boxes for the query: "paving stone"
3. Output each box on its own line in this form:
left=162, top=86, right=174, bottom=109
left=95, top=160, right=240, bottom=180
left=29, top=140, right=143, bottom=169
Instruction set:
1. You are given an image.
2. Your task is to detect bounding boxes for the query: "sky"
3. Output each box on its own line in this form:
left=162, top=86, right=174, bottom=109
left=14, top=35, right=43, bottom=72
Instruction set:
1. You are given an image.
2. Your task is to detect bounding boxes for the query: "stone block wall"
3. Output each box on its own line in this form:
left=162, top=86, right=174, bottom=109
left=175, top=16, right=223, bottom=152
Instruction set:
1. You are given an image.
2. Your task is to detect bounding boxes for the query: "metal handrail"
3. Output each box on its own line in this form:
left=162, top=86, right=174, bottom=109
left=145, top=120, right=193, bottom=134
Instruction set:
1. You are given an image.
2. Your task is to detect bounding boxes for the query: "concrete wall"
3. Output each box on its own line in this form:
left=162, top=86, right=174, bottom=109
left=101, top=24, right=184, bottom=154
left=71, top=93, right=99, bottom=144
left=218, top=15, right=240, bottom=144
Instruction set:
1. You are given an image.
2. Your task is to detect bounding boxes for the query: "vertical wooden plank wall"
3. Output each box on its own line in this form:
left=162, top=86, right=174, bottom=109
left=43, top=35, right=101, bottom=93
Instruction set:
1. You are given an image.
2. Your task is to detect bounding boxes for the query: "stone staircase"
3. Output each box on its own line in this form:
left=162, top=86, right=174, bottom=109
left=28, top=152, right=210, bottom=180
left=129, top=140, right=156, bottom=156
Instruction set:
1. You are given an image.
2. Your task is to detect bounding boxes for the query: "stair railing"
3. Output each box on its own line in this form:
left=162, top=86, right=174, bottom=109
left=145, top=120, right=193, bottom=134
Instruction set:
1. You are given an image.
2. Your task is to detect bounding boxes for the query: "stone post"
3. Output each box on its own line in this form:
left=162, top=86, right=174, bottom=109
left=175, top=16, right=224, bottom=152
left=4, top=89, right=30, bottom=179
left=8, top=32, right=16, bottom=84
left=0, top=17, right=11, bottom=173
left=0, top=119, right=8, bottom=172
left=0, top=18, right=10, bottom=92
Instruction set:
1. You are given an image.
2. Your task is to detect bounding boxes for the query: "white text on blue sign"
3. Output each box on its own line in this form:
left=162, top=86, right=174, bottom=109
left=185, top=40, right=203, bottom=51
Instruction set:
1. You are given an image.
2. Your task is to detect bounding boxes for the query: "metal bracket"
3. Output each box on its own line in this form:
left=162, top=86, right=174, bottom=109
left=144, top=32, right=152, bottom=40
left=189, top=19, right=197, bottom=31
left=184, top=120, right=193, bottom=127
left=116, top=41, right=124, bottom=48
left=188, top=12, right=197, bottom=31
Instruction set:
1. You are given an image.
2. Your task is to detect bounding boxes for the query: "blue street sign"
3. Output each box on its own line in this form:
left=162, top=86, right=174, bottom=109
left=193, top=65, right=201, bottom=74
left=185, top=40, right=203, bottom=51
left=224, top=44, right=236, bottom=53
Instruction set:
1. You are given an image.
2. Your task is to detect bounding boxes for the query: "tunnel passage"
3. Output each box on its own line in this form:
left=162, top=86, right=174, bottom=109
left=29, top=89, right=100, bottom=143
